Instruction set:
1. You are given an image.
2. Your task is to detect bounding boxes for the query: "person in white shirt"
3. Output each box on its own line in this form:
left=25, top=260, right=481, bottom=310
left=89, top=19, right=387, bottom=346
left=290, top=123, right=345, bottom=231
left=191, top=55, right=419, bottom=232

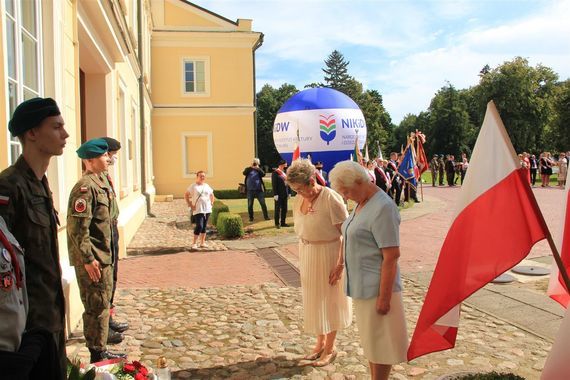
left=184, top=171, right=215, bottom=249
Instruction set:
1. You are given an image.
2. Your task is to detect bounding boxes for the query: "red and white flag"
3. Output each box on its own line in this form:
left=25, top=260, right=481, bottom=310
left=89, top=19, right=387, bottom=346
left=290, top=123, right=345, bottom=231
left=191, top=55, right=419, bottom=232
left=547, top=184, right=570, bottom=307
left=407, top=101, right=550, bottom=360
left=542, top=306, right=570, bottom=379
left=292, top=128, right=300, bottom=161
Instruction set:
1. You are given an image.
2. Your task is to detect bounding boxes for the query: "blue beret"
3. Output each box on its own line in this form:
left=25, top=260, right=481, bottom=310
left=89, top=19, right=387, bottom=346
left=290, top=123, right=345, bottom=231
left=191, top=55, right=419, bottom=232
left=76, top=138, right=108, bottom=159
left=8, top=98, right=61, bottom=137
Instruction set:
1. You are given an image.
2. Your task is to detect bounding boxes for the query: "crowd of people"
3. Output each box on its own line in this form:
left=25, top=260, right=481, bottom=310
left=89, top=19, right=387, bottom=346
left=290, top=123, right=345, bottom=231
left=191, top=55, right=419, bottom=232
left=519, top=151, right=568, bottom=188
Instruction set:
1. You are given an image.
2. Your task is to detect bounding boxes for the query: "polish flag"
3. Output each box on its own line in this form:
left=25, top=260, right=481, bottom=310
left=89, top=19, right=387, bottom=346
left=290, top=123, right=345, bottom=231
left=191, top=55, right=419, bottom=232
left=292, top=128, right=300, bottom=161
left=546, top=183, right=570, bottom=307
left=407, top=101, right=550, bottom=360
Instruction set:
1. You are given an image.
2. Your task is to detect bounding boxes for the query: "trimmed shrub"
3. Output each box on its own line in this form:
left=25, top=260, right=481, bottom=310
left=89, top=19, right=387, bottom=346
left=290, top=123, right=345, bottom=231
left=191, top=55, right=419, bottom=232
left=211, top=202, right=230, bottom=226
left=214, top=188, right=273, bottom=199
left=217, top=212, right=244, bottom=239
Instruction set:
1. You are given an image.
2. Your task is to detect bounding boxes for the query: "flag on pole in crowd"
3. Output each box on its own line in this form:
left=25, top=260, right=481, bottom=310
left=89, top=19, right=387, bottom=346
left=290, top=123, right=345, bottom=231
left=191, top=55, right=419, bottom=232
left=397, top=145, right=417, bottom=188
left=377, top=141, right=384, bottom=160
left=292, top=127, right=300, bottom=161
left=407, top=101, right=550, bottom=361
left=547, top=184, right=570, bottom=307
left=353, top=134, right=363, bottom=163
left=416, top=132, right=429, bottom=176
left=364, top=140, right=370, bottom=162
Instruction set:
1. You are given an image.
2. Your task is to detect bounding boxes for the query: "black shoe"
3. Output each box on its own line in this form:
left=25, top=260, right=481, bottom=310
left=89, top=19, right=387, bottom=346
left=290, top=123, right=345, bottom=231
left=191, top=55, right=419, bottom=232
left=89, top=349, right=127, bottom=363
left=275, top=224, right=281, bottom=229
left=264, top=217, right=270, bottom=221
left=249, top=218, right=254, bottom=222
left=109, top=318, right=129, bottom=333
left=280, top=223, right=290, bottom=227
left=107, top=330, right=124, bottom=344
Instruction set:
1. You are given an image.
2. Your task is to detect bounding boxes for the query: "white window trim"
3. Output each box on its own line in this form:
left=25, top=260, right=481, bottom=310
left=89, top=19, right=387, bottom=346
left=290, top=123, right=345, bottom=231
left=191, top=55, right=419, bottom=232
left=3, top=0, right=44, bottom=164
left=181, top=132, right=213, bottom=178
left=118, top=79, right=129, bottom=196
left=181, top=56, right=210, bottom=97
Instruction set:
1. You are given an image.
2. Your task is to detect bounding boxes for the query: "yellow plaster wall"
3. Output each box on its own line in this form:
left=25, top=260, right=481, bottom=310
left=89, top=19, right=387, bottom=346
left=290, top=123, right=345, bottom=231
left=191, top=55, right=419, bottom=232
left=164, top=0, right=222, bottom=28
left=151, top=46, right=254, bottom=105
left=152, top=112, right=255, bottom=195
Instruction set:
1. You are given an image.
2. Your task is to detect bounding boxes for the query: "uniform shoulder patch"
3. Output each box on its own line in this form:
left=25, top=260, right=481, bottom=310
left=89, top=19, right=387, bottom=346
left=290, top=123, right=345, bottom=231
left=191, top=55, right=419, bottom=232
left=74, top=198, right=87, bottom=213
left=80, top=186, right=88, bottom=193
left=0, top=195, right=9, bottom=205
left=0, top=271, right=13, bottom=291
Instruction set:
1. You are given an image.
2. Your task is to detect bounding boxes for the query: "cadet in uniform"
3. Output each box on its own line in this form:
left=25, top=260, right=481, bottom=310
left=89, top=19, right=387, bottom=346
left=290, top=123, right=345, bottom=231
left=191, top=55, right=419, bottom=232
left=0, top=97, right=68, bottom=379
left=66, top=139, right=126, bottom=363
left=430, top=154, right=439, bottom=187
left=438, top=155, right=445, bottom=186
left=100, top=137, right=129, bottom=336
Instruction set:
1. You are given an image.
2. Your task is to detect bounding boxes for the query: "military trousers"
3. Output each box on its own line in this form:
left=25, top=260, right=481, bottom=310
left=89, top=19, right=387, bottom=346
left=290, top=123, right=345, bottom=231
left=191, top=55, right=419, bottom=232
left=110, top=222, right=119, bottom=308
left=75, top=264, right=113, bottom=351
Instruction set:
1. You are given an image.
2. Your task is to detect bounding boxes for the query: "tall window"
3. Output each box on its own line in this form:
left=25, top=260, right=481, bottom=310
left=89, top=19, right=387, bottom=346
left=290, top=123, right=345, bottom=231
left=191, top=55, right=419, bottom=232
left=4, top=0, right=42, bottom=163
left=183, top=59, right=206, bottom=93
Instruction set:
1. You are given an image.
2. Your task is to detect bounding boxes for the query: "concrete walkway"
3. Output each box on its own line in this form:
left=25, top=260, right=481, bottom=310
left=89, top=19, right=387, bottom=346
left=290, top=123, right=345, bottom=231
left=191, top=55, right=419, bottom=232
left=65, top=186, right=567, bottom=379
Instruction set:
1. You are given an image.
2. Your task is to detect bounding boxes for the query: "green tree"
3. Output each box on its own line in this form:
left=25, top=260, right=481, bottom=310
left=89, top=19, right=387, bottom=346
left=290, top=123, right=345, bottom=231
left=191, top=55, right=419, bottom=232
left=427, top=84, right=473, bottom=157
left=356, top=89, right=392, bottom=158
left=474, top=57, right=558, bottom=153
left=322, top=50, right=352, bottom=92
left=256, top=83, right=298, bottom=168
left=549, top=79, right=570, bottom=152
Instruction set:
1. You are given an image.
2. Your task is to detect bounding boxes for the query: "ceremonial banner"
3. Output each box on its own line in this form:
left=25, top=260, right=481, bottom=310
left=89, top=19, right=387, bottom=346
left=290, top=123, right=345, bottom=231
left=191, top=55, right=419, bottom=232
left=407, top=101, right=549, bottom=360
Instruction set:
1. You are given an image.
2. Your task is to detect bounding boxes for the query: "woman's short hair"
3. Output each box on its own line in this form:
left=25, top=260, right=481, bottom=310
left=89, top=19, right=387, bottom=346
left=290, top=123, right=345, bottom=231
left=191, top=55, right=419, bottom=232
left=286, top=159, right=315, bottom=186
left=252, top=158, right=261, bottom=165
left=329, top=160, right=370, bottom=191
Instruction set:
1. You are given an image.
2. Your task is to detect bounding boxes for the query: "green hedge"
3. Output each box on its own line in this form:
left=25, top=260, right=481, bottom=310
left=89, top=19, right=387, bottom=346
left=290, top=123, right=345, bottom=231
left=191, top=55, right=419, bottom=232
left=211, top=201, right=230, bottom=226
left=217, top=212, right=244, bottom=238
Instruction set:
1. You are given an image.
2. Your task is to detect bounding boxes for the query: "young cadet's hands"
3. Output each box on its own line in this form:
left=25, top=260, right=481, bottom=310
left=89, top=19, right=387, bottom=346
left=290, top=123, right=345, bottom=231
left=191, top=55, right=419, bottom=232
left=85, top=260, right=102, bottom=282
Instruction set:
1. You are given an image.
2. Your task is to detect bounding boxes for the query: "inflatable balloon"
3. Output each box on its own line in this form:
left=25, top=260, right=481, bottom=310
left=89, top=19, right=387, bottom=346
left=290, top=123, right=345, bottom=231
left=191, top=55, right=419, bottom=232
left=272, top=87, right=367, bottom=172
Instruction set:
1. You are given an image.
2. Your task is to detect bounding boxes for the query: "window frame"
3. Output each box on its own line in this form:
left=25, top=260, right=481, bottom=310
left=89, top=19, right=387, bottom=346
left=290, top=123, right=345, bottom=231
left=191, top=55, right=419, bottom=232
left=3, top=0, right=44, bottom=164
left=181, top=56, right=210, bottom=97
left=181, top=131, right=213, bottom=178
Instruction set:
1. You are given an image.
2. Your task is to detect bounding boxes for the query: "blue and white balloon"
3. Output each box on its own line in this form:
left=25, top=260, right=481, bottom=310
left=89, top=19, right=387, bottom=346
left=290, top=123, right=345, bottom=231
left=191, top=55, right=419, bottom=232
left=272, top=87, right=367, bottom=172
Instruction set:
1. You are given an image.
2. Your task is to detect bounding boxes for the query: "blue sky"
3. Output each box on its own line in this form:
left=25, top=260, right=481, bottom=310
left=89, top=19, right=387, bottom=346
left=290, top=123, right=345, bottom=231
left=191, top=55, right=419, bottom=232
left=197, top=0, right=570, bottom=124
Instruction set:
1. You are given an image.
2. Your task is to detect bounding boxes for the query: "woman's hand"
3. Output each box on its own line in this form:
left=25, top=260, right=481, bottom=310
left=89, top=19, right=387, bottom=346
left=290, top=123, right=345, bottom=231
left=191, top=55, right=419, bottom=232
left=328, top=264, right=344, bottom=285
left=376, top=295, right=391, bottom=315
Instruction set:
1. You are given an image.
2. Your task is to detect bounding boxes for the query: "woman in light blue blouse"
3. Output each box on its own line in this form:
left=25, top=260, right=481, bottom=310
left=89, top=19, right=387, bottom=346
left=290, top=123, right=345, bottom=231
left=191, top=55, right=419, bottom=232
left=329, top=160, right=408, bottom=380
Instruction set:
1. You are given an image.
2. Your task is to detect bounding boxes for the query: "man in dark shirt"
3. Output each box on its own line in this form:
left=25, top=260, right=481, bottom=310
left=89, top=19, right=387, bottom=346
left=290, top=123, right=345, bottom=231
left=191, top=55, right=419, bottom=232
left=243, top=158, right=270, bottom=222
left=271, top=159, right=289, bottom=228
left=0, top=97, right=68, bottom=379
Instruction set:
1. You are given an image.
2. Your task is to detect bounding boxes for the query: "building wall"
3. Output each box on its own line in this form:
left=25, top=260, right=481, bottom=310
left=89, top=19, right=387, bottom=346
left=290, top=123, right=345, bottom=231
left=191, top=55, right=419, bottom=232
left=151, top=1, right=262, bottom=195
left=0, top=3, right=6, bottom=170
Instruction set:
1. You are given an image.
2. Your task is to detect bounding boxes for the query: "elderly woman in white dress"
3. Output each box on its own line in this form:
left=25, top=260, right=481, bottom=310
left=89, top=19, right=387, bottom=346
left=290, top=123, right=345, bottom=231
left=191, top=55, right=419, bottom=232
left=329, top=160, right=408, bottom=380
left=287, top=159, right=352, bottom=367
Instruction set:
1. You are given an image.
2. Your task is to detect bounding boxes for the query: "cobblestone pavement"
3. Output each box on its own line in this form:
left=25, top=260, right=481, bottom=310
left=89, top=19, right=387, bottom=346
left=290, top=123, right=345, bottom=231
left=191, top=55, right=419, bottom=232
left=65, top=186, right=566, bottom=379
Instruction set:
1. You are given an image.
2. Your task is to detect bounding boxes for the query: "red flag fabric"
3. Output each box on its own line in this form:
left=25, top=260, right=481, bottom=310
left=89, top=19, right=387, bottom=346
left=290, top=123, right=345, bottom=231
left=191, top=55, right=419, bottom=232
left=547, top=184, right=570, bottom=307
left=416, top=138, right=429, bottom=176
left=407, top=101, right=549, bottom=360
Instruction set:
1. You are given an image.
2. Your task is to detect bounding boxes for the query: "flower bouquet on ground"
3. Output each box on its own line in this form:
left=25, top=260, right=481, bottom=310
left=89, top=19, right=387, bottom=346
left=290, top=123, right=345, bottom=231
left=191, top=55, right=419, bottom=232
left=109, top=360, right=153, bottom=380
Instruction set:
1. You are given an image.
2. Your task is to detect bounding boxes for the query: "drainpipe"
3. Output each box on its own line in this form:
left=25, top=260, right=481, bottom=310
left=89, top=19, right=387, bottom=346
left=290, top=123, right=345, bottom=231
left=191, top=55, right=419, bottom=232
left=138, top=0, right=154, bottom=217
left=252, top=33, right=264, bottom=158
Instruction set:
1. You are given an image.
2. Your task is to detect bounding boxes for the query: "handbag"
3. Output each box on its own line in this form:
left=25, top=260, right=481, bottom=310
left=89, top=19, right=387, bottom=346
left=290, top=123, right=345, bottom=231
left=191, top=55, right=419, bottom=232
left=238, top=183, right=246, bottom=194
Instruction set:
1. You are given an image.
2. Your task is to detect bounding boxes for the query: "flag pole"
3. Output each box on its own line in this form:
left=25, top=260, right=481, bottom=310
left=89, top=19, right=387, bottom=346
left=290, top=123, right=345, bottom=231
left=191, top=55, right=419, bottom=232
left=522, top=174, right=570, bottom=294
left=545, top=232, right=570, bottom=295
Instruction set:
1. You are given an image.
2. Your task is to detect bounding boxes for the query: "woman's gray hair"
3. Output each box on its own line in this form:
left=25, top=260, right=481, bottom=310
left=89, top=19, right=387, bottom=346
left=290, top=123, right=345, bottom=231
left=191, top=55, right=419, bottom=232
left=329, top=160, right=370, bottom=191
left=252, top=158, right=261, bottom=165
left=286, top=159, right=315, bottom=186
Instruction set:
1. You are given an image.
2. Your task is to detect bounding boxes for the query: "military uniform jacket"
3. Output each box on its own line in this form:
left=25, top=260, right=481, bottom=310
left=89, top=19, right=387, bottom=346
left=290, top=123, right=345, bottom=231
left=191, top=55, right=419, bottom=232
left=0, top=216, right=28, bottom=352
left=102, top=172, right=119, bottom=221
left=0, top=156, right=65, bottom=332
left=67, top=172, right=113, bottom=267
left=430, top=158, right=439, bottom=172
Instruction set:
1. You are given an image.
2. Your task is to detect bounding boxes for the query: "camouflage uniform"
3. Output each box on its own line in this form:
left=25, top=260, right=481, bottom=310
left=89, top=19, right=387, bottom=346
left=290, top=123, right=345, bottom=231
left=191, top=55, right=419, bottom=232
left=429, top=157, right=439, bottom=186
left=101, top=172, right=120, bottom=307
left=0, top=156, right=67, bottom=377
left=438, top=157, right=445, bottom=186
left=67, top=172, right=113, bottom=352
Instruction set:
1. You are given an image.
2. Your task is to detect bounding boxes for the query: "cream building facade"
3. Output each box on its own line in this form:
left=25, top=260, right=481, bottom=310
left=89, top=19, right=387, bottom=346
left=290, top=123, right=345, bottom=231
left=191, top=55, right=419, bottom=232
left=151, top=0, right=263, bottom=196
left=1, top=0, right=259, bottom=336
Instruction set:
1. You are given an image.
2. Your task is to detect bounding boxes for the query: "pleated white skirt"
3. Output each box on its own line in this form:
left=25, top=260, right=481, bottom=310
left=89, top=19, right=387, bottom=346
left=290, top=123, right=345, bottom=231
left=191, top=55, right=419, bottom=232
left=353, top=292, right=408, bottom=364
left=299, top=240, right=352, bottom=335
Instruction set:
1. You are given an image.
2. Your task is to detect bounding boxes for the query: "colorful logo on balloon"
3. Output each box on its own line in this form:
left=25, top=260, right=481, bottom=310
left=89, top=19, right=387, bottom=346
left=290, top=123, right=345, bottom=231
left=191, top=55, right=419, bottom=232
left=319, top=114, right=337, bottom=145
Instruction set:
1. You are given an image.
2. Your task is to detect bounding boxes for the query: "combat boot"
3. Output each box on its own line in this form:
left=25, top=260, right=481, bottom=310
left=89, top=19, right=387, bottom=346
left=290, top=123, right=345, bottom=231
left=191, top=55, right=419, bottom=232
left=107, top=330, right=124, bottom=344
left=89, top=348, right=127, bottom=363
left=109, top=317, right=129, bottom=333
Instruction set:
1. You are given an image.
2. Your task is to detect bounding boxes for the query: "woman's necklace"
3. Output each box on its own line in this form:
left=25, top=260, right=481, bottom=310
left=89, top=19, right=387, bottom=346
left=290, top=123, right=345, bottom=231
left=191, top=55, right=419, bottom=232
left=305, top=187, right=321, bottom=213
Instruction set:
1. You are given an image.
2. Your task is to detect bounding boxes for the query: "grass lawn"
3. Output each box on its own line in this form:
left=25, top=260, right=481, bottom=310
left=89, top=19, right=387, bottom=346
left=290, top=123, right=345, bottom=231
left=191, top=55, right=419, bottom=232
left=220, top=193, right=416, bottom=237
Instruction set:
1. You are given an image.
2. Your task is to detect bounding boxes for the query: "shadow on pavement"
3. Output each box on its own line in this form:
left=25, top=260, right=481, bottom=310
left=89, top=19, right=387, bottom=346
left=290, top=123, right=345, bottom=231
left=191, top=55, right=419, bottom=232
left=173, top=357, right=310, bottom=379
